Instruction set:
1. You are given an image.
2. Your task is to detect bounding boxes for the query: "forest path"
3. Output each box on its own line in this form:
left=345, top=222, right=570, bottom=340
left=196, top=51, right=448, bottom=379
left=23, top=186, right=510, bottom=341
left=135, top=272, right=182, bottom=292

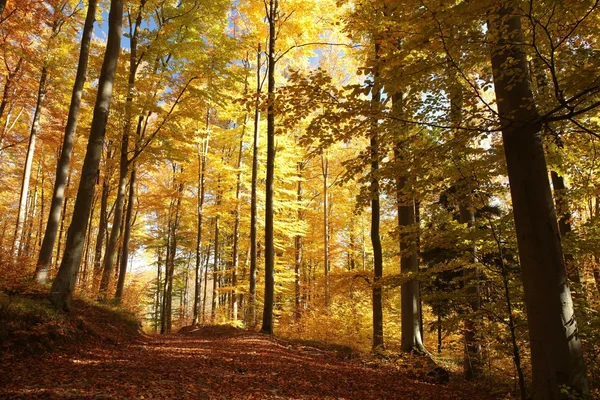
left=1, top=325, right=493, bottom=399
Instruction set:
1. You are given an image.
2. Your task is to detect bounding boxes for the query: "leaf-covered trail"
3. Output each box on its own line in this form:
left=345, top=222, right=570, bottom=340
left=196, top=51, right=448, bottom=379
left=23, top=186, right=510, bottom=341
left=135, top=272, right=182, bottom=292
left=1, top=326, right=496, bottom=399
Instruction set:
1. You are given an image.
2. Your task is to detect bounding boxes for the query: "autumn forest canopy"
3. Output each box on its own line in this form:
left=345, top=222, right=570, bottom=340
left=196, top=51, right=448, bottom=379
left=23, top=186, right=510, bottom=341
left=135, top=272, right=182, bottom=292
left=1, top=0, right=600, bottom=398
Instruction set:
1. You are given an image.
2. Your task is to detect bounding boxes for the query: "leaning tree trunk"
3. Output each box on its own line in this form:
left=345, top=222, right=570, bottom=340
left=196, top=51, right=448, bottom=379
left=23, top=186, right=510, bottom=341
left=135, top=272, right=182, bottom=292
left=14, top=66, right=48, bottom=256
left=36, top=0, right=98, bottom=283
left=49, top=0, right=124, bottom=311
left=98, top=5, right=143, bottom=300
left=489, top=4, right=588, bottom=397
left=262, top=0, right=277, bottom=335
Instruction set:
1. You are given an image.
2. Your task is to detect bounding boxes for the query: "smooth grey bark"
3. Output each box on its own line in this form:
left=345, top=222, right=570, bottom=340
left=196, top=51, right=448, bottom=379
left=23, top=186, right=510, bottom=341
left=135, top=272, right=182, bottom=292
left=371, top=43, right=384, bottom=350
left=294, top=161, right=303, bottom=319
left=49, top=0, right=124, bottom=311
left=211, top=212, right=220, bottom=323
left=490, top=4, right=588, bottom=397
left=115, top=166, right=135, bottom=301
left=398, top=178, right=424, bottom=353
left=231, top=113, right=247, bottom=322
left=14, top=67, right=47, bottom=256
left=98, top=3, right=144, bottom=300
left=36, top=0, right=98, bottom=283
left=248, top=43, right=261, bottom=328
left=193, top=137, right=208, bottom=324
left=262, top=0, right=277, bottom=335
left=391, top=88, right=424, bottom=354
left=92, top=174, right=109, bottom=292
left=321, top=151, right=330, bottom=306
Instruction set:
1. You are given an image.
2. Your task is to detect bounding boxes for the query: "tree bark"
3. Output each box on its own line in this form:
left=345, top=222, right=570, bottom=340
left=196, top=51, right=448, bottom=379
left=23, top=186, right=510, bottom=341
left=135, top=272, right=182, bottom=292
left=35, top=0, right=98, bottom=283
left=371, top=43, right=384, bottom=350
left=193, top=137, right=208, bottom=324
left=115, top=166, right=135, bottom=301
left=231, top=112, right=246, bottom=322
left=211, top=213, right=220, bottom=323
left=248, top=43, right=261, bottom=328
left=322, top=151, right=330, bottom=306
left=98, top=4, right=144, bottom=300
left=14, top=66, right=48, bottom=256
left=490, top=4, right=588, bottom=397
left=295, top=161, right=303, bottom=319
left=262, top=0, right=277, bottom=335
left=92, top=174, right=110, bottom=292
left=49, top=0, right=124, bottom=311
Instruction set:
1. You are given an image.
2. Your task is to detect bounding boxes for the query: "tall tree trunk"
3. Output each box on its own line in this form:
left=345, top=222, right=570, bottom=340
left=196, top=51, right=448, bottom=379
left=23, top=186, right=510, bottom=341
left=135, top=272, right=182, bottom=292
left=295, top=161, right=303, bottom=319
left=389, top=59, right=425, bottom=350
left=460, top=203, right=482, bottom=378
left=490, top=4, right=588, bottom=397
left=14, top=66, right=48, bottom=256
left=193, top=136, right=208, bottom=324
left=202, top=238, right=212, bottom=323
left=55, top=171, right=71, bottom=272
left=248, top=43, right=261, bottom=328
left=232, top=114, right=247, bottom=322
left=36, top=0, right=98, bottom=283
left=115, top=166, right=135, bottom=301
left=398, top=177, right=424, bottom=353
left=92, top=174, right=110, bottom=292
left=322, top=151, right=330, bottom=306
left=211, top=213, right=220, bottom=323
left=98, top=4, right=144, bottom=300
left=262, top=0, right=277, bottom=335
left=371, top=43, right=384, bottom=350
left=49, top=0, right=124, bottom=311
left=154, top=249, right=162, bottom=333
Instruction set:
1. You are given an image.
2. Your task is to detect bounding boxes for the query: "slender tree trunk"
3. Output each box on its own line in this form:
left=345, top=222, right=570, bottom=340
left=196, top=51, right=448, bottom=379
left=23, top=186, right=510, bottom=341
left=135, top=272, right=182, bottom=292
left=262, top=0, right=277, bottom=335
left=295, top=161, right=303, bottom=319
left=92, top=175, right=109, bottom=292
left=202, top=238, right=212, bottom=323
left=115, top=166, right=135, bottom=301
left=248, top=43, right=261, bottom=328
left=232, top=114, right=246, bottom=322
left=154, top=249, right=162, bottom=333
left=193, top=137, right=208, bottom=324
left=49, top=0, right=124, bottom=311
left=55, top=171, right=71, bottom=272
left=99, top=5, right=144, bottom=300
left=490, top=4, right=588, bottom=396
left=322, top=151, right=330, bottom=306
left=14, top=67, right=48, bottom=256
left=371, top=43, right=384, bottom=350
left=460, top=204, right=482, bottom=378
left=211, top=213, right=220, bottom=323
left=36, top=0, right=98, bottom=283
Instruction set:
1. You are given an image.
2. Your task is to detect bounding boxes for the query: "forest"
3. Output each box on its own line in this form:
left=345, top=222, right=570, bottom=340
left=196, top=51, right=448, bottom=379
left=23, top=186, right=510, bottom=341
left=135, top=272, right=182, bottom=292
left=0, top=0, right=599, bottom=399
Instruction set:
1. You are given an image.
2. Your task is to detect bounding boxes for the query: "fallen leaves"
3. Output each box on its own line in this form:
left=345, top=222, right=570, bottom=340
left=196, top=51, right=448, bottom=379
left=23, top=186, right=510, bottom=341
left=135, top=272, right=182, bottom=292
left=0, top=325, right=500, bottom=399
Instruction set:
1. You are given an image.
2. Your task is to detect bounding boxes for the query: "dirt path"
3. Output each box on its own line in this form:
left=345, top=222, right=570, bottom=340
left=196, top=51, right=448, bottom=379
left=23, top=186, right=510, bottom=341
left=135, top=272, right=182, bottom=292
left=0, top=326, right=494, bottom=399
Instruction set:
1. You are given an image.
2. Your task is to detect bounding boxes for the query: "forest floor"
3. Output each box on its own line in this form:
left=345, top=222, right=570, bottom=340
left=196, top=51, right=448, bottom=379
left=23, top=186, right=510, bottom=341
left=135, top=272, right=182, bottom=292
left=0, top=296, right=504, bottom=399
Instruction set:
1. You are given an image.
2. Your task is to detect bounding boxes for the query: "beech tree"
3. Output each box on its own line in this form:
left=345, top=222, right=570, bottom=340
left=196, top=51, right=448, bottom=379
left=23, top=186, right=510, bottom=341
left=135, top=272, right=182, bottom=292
left=49, top=0, right=124, bottom=311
